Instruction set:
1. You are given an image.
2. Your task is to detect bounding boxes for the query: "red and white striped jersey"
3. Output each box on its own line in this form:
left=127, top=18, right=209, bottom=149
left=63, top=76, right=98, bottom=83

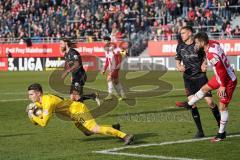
left=206, top=40, right=237, bottom=86
left=103, top=48, right=122, bottom=71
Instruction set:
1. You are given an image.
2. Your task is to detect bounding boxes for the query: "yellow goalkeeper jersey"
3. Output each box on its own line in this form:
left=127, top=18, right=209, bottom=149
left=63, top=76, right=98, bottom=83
left=32, top=94, right=89, bottom=127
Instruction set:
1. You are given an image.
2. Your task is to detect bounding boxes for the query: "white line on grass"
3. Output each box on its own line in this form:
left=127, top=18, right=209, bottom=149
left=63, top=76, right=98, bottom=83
left=0, top=85, right=239, bottom=102
left=0, top=92, right=26, bottom=95
left=94, top=134, right=240, bottom=160
left=95, top=151, right=200, bottom=160
left=1, top=85, right=239, bottom=102
left=0, top=98, right=28, bottom=102
left=0, top=82, right=239, bottom=94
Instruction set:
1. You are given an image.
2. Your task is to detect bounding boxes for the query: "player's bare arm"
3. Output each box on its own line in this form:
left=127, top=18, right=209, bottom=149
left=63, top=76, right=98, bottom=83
left=201, top=57, right=208, bottom=72
left=175, top=59, right=185, bottom=72
left=61, top=61, right=80, bottom=79
left=31, top=111, right=51, bottom=127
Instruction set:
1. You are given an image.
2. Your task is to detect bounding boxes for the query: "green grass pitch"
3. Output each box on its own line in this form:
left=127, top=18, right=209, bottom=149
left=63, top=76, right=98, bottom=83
left=0, top=71, right=239, bottom=160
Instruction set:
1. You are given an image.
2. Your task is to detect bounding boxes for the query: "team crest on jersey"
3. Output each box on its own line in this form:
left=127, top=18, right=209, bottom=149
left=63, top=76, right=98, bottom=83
left=74, top=82, right=80, bottom=86
left=73, top=55, right=78, bottom=60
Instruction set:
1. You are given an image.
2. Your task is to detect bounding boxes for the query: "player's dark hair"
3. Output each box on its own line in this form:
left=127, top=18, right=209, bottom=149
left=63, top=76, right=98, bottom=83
left=181, top=26, right=194, bottom=33
left=194, top=32, right=209, bottom=44
left=28, top=83, right=43, bottom=93
left=61, top=37, right=77, bottom=48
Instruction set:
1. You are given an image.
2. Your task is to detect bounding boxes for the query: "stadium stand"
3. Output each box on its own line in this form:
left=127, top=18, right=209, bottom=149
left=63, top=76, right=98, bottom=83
left=0, top=0, right=240, bottom=56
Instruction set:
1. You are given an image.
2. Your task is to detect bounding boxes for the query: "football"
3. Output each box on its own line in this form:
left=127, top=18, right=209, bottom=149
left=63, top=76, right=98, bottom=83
left=26, top=103, right=43, bottom=117
left=33, top=107, right=43, bottom=117
left=26, top=103, right=35, bottom=113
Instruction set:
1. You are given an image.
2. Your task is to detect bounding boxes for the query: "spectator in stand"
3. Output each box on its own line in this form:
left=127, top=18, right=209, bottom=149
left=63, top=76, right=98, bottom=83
left=0, top=0, right=240, bottom=44
left=195, top=6, right=202, bottom=19
left=224, top=0, right=231, bottom=21
left=211, top=25, right=220, bottom=34
left=225, top=23, right=232, bottom=38
left=233, top=25, right=240, bottom=37
left=161, top=25, right=171, bottom=40
left=182, top=0, right=189, bottom=18
left=206, top=15, right=215, bottom=27
left=115, top=28, right=123, bottom=41
left=204, top=0, right=213, bottom=9
left=188, top=7, right=195, bottom=22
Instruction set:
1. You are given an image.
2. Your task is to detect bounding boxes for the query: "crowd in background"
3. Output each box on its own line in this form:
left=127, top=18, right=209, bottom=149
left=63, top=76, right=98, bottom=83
left=1, top=0, right=240, bottom=45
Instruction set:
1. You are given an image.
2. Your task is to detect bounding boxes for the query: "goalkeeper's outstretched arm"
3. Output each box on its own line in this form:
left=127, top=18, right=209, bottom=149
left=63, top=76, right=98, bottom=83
left=31, top=110, right=51, bottom=127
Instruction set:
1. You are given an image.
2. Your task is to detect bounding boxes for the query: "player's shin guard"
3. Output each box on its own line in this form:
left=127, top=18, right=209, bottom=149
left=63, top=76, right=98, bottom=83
left=188, top=90, right=205, bottom=106
left=211, top=104, right=221, bottom=127
left=219, top=110, right=228, bottom=133
left=191, top=107, right=204, bottom=134
left=98, top=126, right=126, bottom=139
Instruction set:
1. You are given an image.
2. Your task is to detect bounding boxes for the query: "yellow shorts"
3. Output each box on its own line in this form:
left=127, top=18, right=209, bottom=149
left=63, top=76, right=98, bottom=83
left=69, top=101, right=97, bottom=131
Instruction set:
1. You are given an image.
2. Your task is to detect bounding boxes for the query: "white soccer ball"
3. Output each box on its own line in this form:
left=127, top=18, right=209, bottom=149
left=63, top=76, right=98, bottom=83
left=33, top=107, right=43, bottom=117
left=26, top=103, right=43, bottom=117
left=26, top=103, right=36, bottom=113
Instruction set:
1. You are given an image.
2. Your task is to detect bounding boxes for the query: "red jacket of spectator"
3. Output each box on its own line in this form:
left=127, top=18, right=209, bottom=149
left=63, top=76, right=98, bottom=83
left=205, top=9, right=212, bottom=18
left=147, top=0, right=154, bottom=5
left=188, top=10, right=195, bottom=21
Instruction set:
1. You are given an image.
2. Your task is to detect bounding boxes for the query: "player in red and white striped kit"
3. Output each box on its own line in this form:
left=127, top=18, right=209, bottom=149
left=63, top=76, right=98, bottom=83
left=102, top=37, right=126, bottom=100
left=176, top=32, right=237, bottom=142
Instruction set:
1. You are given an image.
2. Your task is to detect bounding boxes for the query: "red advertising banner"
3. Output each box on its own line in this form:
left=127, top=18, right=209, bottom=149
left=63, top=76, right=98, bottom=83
left=148, top=39, right=240, bottom=56
left=82, top=56, right=99, bottom=71
left=0, top=58, right=8, bottom=71
left=0, top=42, right=107, bottom=58
left=1, top=40, right=239, bottom=58
left=76, top=42, right=106, bottom=57
left=0, top=43, right=61, bottom=58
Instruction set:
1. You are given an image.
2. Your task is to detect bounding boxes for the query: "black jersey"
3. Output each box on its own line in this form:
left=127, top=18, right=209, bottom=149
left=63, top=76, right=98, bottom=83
left=64, top=48, right=86, bottom=78
left=176, top=42, right=206, bottom=79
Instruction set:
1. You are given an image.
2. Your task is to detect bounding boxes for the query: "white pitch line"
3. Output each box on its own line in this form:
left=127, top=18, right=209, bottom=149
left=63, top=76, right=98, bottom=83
left=0, top=92, right=26, bottom=95
left=0, top=98, right=28, bottom=102
left=95, top=151, right=202, bottom=160
left=97, top=137, right=211, bottom=152
left=94, top=134, right=240, bottom=160
left=0, top=85, right=239, bottom=101
left=0, top=83, right=239, bottom=95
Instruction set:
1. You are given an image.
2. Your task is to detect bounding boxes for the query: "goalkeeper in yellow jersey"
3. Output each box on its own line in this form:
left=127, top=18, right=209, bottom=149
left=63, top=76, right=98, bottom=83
left=26, top=83, right=134, bottom=145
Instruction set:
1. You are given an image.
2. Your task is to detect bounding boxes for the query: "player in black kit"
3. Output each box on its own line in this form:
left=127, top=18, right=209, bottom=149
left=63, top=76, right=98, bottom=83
left=60, top=38, right=100, bottom=106
left=175, top=26, right=220, bottom=138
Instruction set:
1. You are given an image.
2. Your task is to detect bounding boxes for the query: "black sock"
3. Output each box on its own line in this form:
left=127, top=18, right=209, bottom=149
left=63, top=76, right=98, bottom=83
left=81, top=94, right=96, bottom=101
left=77, top=98, right=84, bottom=103
left=211, top=104, right=221, bottom=127
left=191, top=107, right=203, bottom=133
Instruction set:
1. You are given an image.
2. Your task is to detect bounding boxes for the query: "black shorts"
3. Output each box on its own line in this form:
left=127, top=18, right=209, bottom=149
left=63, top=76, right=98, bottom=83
left=184, top=76, right=212, bottom=97
left=70, top=72, right=87, bottom=95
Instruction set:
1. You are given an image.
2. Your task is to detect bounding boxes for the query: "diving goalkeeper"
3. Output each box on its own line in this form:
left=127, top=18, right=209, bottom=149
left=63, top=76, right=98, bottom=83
left=26, top=83, right=134, bottom=145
